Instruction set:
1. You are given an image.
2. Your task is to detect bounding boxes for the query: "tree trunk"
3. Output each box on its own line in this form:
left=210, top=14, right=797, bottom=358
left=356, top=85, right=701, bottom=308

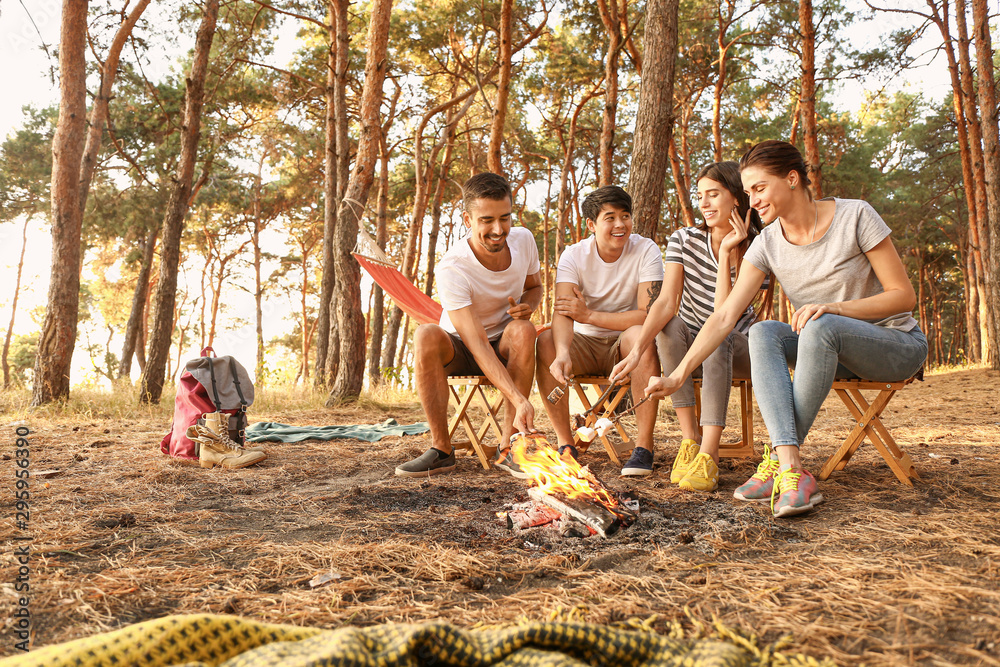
left=138, top=0, right=220, bottom=403
left=667, top=133, right=696, bottom=229
left=327, top=0, right=393, bottom=403
left=596, top=0, right=621, bottom=186
left=252, top=165, right=265, bottom=383
left=798, top=0, right=822, bottom=198
left=487, top=0, right=514, bottom=175
left=627, top=0, right=680, bottom=239
left=31, top=0, right=90, bottom=405
left=425, top=118, right=458, bottom=297
left=950, top=0, right=989, bottom=361
left=118, top=225, right=158, bottom=380
left=2, top=217, right=30, bottom=388
left=368, top=147, right=390, bottom=387
left=78, top=0, right=152, bottom=212
left=314, top=2, right=339, bottom=386
left=972, top=0, right=1000, bottom=368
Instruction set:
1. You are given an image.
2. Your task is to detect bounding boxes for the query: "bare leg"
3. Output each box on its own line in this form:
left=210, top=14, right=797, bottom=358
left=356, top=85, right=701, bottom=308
left=497, top=320, right=537, bottom=451
left=536, top=329, right=574, bottom=447
left=619, top=326, right=661, bottom=452
left=413, top=324, right=457, bottom=455
left=700, top=425, right=722, bottom=461
left=676, top=407, right=701, bottom=444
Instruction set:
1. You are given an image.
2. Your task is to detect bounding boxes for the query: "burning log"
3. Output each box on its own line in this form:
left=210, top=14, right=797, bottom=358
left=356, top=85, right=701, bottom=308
left=504, top=504, right=562, bottom=530
left=528, top=487, right=621, bottom=538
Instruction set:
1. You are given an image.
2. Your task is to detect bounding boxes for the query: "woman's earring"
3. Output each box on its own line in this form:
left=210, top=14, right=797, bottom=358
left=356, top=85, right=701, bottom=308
left=790, top=184, right=796, bottom=190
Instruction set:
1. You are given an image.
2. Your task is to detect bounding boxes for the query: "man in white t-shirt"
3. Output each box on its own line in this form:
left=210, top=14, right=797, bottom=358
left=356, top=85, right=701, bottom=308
left=396, top=172, right=542, bottom=478
left=536, top=185, right=664, bottom=476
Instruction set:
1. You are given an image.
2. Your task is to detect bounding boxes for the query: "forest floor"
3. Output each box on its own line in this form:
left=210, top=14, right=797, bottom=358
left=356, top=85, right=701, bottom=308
left=1, top=367, right=999, bottom=665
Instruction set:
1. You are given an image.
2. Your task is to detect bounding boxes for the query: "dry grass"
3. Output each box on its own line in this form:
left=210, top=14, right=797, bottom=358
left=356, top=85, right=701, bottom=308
left=1, top=368, right=998, bottom=665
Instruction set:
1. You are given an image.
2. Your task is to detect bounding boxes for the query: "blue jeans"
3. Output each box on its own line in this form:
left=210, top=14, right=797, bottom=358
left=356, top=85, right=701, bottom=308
left=748, top=315, right=927, bottom=447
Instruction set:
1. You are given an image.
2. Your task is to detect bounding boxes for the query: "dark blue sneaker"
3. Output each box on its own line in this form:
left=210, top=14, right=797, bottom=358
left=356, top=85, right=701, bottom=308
left=558, top=444, right=579, bottom=462
left=621, top=447, right=653, bottom=476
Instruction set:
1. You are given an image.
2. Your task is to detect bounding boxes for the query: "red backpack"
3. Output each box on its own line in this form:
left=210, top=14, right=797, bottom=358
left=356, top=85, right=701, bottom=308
left=160, top=347, right=255, bottom=460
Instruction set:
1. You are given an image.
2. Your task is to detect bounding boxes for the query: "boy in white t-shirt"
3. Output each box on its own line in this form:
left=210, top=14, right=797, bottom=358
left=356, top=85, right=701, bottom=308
left=536, top=186, right=664, bottom=476
left=396, top=173, right=543, bottom=479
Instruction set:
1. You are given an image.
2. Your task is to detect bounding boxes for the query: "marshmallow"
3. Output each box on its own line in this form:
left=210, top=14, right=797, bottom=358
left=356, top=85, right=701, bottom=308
left=575, top=427, right=597, bottom=443
left=595, top=418, right=614, bottom=437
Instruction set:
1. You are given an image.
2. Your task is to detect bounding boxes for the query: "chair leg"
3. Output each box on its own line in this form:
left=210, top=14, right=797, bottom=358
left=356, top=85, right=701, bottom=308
left=447, top=384, right=492, bottom=470
left=819, top=387, right=917, bottom=486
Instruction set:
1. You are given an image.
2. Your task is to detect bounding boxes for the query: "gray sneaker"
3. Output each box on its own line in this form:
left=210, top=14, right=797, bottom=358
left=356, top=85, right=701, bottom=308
left=395, top=448, right=456, bottom=477
left=494, top=449, right=529, bottom=479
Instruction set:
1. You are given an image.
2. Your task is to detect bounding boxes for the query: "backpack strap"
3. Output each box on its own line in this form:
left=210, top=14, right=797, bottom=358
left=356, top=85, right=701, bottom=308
left=229, top=357, right=249, bottom=443
left=206, top=355, right=223, bottom=412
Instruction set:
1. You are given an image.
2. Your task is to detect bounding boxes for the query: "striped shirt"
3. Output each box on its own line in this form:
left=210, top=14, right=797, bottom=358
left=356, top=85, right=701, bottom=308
left=664, top=226, right=761, bottom=334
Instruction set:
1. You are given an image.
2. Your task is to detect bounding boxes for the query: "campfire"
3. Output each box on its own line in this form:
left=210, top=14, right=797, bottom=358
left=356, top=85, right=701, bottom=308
left=498, top=433, right=638, bottom=538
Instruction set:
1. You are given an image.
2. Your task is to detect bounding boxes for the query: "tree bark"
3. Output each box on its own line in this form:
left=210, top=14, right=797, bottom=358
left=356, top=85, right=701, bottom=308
left=487, top=0, right=514, bottom=175
left=327, top=0, right=393, bottom=403
left=314, top=3, right=338, bottom=386
left=627, top=0, right=680, bottom=239
left=425, top=113, right=459, bottom=297
left=138, top=0, right=220, bottom=403
left=972, top=0, right=1000, bottom=368
left=31, top=0, right=90, bottom=405
left=668, top=133, right=696, bottom=228
left=368, top=146, right=391, bottom=387
left=3, top=217, right=30, bottom=388
left=798, top=0, right=822, bottom=198
left=596, top=0, right=622, bottom=186
left=117, top=225, right=159, bottom=380
left=952, top=0, right=989, bottom=360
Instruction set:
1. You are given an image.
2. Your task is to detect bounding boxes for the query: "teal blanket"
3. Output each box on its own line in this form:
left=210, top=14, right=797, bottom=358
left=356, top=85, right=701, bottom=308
left=245, top=418, right=429, bottom=443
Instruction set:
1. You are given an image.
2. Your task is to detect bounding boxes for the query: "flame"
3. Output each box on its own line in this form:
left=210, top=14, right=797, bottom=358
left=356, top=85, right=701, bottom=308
left=509, top=434, right=620, bottom=509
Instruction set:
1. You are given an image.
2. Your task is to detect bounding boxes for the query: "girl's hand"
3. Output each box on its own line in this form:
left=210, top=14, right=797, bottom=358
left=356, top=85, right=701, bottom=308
left=720, top=208, right=750, bottom=257
left=790, top=302, right=842, bottom=333
left=644, top=374, right=683, bottom=400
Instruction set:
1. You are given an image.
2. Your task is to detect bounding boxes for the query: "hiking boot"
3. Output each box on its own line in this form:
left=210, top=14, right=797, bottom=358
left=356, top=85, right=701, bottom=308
left=200, top=412, right=263, bottom=452
left=771, top=467, right=825, bottom=518
left=670, top=438, right=701, bottom=483
left=558, top=444, right=579, bottom=462
left=678, top=452, right=719, bottom=492
left=395, top=448, right=456, bottom=477
left=188, top=425, right=267, bottom=469
left=733, top=446, right=780, bottom=503
left=494, top=449, right=529, bottom=479
left=621, top=446, right=654, bottom=476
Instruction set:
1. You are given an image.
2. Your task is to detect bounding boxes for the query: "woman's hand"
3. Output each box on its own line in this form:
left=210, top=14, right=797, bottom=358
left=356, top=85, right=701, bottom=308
left=719, top=208, right=750, bottom=258
left=790, top=302, right=842, bottom=333
left=644, top=374, right=683, bottom=400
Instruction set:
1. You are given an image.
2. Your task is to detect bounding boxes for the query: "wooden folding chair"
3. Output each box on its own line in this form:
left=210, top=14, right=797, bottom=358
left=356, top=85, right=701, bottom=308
left=819, top=377, right=919, bottom=485
left=692, top=378, right=756, bottom=458
left=447, top=376, right=504, bottom=469
left=570, top=376, right=632, bottom=465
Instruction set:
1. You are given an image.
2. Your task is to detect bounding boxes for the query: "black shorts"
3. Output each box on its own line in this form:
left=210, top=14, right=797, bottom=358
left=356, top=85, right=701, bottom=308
left=444, top=333, right=508, bottom=376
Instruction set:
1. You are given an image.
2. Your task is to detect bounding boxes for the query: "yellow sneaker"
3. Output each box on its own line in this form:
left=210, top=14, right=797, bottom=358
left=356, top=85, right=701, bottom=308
left=678, top=452, right=719, bottom=492
left=670, top=439, right=701, bottom=483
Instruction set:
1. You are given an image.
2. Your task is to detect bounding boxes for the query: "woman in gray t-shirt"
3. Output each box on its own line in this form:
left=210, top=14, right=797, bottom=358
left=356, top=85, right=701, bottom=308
left=641, top=140, right=927, bottom=519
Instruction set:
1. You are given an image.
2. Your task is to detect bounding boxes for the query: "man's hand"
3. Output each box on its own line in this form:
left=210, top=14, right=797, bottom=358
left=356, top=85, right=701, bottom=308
left=549, top=355, right=574, bottom=386
left=553, top=287, right=591, bottom=323
left=512, top=397, right=536, bottom=435
left=507, top=297, right=533, bottom=320
left=610, top=351, right=639, bottom=385
left=645, top=374, right=683, bottom=400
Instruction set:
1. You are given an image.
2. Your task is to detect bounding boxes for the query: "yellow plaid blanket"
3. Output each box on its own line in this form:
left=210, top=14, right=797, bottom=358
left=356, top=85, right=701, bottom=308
left=5, top=613, right=831, bottom=666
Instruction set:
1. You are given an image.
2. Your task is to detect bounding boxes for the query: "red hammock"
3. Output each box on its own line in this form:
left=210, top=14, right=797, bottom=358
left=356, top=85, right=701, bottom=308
left=354, top=253, right=443, bottom=326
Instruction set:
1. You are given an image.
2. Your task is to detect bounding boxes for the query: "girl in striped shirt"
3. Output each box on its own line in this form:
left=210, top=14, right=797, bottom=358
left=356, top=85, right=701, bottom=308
left=613, top=161, right=772, bottom=491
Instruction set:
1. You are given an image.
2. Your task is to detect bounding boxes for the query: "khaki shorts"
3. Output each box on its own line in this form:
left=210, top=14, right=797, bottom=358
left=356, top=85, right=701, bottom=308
left=567, top=332, right=625, bottom=377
